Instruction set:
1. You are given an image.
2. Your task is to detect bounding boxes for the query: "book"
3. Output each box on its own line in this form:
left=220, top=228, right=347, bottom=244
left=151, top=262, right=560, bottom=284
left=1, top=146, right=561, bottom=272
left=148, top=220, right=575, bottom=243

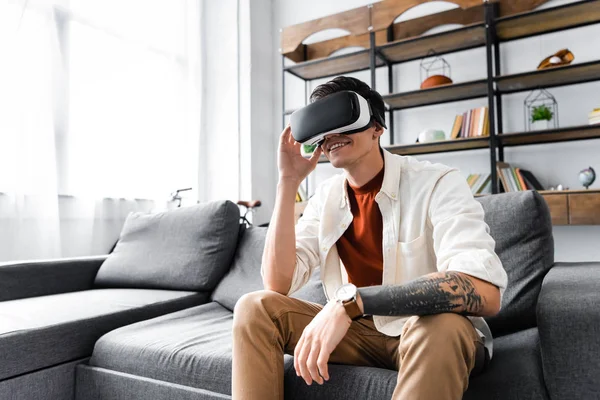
left=496, top=162, right=512, bottom=192
left=462, top=110, right=470, bottom=138
left=450, top=114, right=463, bottom=139
left=469, top=174, right=484, bottom=194
left=515, top=168, right=528, bottom=191
left=470, top=108, right=478, bottom=137
left=474, top=107, right=482, bottom=136
left=473, top=173, right=491, bottom=194
left=504, top=168, right=517, bottom=192
left=510, top=168, right=523, bottom=190
left=479, top=107, right=488, bottom=137
left=477, top=174, right=492, bottom=194
left=589, top=107, right=600, bottom=118
left=469, top=174, right=482, bottom=191
left=479, top=178, right=492, bottom=194
left=519, top=169, right=545, bottom=190
left=482, top=108, right=489, bottom=137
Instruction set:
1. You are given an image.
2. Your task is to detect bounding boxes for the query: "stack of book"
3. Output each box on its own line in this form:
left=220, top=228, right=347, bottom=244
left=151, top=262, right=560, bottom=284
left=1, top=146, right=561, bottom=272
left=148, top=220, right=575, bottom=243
left=467, top=173, right=492, bottom=195
left=450, top=107, right=490, bottom=139
left=589, top=108, right=600, bottom=125
left=496, top=162, right=545, bottom=192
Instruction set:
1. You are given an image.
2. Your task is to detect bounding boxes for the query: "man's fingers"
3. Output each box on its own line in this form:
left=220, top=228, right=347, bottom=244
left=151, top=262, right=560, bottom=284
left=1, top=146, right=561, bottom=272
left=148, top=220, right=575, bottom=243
left=309, top=146, right=322, bottom=165
left=317, top=352, right=330, bottom=382
left=279, top=124, right=292, bottom=146
left=296, top=337, right=312, bottom=385
left=307, top=342, right=324, bottom=385
left=294, top=335, right=305, bottom=376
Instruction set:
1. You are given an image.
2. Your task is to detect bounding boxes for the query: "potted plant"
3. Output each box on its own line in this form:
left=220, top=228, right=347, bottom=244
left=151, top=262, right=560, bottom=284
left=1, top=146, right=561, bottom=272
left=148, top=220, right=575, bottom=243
left=524, top=88, right=559, bottom=131
left=301, top=143, right=317, bottom=157
left=530, top=104, right=554, bottom=130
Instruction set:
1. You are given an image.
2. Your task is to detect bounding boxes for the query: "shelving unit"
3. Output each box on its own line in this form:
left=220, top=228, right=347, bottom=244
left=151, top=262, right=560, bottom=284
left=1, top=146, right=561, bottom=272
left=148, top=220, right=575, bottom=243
left=280, top=0, right=600, bottom=205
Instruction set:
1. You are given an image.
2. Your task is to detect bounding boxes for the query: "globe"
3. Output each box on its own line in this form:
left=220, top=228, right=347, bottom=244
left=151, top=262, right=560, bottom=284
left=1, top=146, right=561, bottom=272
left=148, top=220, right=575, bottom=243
left=579, top=166, right=596, bottom=189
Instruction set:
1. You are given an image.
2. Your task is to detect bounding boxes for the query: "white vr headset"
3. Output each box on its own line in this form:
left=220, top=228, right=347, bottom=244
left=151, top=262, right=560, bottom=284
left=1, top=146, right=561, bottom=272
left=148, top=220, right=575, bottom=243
left=290, top=90, right=386, bottom=146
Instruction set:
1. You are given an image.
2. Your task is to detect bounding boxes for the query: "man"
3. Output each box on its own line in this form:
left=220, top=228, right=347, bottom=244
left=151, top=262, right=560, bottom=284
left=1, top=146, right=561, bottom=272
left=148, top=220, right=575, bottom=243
left=232, top=76, right=508, bottom=400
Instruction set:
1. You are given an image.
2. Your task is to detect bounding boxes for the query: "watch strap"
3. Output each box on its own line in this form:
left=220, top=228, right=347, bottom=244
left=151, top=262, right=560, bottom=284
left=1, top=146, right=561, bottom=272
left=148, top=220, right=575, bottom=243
left=342, top=298, right=363, bottom=321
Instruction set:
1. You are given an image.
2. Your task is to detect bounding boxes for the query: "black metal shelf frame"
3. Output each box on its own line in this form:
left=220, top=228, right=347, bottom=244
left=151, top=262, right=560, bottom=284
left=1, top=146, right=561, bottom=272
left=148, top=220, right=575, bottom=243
left=281, top=0, right=600, bottom=196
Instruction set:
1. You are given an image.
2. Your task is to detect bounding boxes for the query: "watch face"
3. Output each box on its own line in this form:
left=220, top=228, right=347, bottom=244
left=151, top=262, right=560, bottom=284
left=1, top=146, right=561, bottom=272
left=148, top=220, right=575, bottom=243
left=336, top=283, right=356, bottom=302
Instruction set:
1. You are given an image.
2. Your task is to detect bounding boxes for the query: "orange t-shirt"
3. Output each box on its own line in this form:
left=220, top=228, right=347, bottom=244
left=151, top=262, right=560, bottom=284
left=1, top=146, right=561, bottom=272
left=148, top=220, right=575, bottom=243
left=336, top=166, right=384, bottom=287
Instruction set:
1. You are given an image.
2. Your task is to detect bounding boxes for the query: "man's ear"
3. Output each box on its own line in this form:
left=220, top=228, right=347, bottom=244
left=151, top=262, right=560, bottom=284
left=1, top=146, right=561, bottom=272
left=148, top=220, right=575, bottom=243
left=372, top=122, right=384, bottom=140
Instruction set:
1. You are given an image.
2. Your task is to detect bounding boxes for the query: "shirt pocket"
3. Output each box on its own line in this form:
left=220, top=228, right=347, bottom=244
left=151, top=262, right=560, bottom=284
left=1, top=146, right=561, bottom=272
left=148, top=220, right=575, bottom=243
left=395, top=234, right=430, bottom=283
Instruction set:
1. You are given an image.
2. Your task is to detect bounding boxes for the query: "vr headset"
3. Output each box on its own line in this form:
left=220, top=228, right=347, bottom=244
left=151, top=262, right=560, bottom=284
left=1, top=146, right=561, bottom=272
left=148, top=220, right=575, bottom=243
left=290, top=90, right=387, bottom=147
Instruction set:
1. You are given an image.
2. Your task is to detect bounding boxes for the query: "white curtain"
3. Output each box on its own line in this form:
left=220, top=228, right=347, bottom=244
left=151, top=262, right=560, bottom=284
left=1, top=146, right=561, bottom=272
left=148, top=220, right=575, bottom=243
left=0, top=0, right=202, bottom=262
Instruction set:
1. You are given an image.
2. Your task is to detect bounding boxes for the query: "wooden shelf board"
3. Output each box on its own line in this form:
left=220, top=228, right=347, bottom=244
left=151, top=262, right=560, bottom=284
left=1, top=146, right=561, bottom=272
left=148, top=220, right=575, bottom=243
left=383, top=79, right=488, bottom=110
left=499, top=124, right=600, bottom=146
left=496, top=0, right=600, bottom=41
left=284, top=50, right=385, bottom=81
left=378, top=23, right=486, bottom=64
left=495, top=60, right=600, bottom=94
left=386, top=137, right=489, bottom=156
left=539, top=189, right=600, bottom=195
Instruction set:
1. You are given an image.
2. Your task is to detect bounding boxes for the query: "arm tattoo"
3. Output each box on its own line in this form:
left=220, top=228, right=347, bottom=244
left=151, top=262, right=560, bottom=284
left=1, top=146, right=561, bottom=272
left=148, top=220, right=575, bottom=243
left=358, top=272, right=485, bottom=317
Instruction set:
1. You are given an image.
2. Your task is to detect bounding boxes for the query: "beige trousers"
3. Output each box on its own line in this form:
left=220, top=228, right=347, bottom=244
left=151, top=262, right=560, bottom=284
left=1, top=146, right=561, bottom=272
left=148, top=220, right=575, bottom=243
left=232, top=290, right=485, bottom=400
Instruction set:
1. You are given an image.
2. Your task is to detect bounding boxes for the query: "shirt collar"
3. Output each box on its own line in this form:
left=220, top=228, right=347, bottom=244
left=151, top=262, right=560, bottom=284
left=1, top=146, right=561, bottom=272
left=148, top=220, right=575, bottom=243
left=339, top=148, right=401, bottom=208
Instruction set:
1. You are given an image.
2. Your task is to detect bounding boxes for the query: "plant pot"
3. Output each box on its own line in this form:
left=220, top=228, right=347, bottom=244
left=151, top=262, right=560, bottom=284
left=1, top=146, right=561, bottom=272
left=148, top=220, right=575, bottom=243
left=531, top=119, right=552, bottom=131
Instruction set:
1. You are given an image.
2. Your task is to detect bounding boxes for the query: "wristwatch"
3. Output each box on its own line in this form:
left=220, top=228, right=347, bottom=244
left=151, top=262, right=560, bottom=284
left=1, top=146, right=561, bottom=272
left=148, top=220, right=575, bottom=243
left=334, top=283, right=363, bottom=321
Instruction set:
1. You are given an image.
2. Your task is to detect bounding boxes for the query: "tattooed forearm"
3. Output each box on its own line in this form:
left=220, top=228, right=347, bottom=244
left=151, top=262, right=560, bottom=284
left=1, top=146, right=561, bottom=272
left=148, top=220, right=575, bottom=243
left=357, top=272, right=485, bottom=317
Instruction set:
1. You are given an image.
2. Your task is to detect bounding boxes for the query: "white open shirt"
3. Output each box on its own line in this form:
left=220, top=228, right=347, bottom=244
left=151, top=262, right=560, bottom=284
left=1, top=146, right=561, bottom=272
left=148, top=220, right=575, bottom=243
left=266, top=148, right=508, bottom=358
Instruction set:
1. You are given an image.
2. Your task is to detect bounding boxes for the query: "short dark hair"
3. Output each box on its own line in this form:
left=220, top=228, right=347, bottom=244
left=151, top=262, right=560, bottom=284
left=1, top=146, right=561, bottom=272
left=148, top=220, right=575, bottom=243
left=310, top=76, right=386, bottom=130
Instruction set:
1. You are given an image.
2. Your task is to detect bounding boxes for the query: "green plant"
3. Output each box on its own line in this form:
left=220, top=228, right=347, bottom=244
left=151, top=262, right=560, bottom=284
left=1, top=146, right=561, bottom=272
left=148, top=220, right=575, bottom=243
left=531, top=104, right=554, bottom=122
left=303, top=144, right=317, bottom=154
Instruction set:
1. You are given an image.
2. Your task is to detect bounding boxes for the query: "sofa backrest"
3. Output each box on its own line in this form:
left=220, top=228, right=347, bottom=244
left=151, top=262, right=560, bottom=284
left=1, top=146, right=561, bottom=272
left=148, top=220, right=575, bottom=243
left=212, top=191, right=554, bottom=338
left=211, top=226, right=327, bottom=311
left=94, top=200, right=241, bottom=292
left=477, top=191, right=554, bottom=337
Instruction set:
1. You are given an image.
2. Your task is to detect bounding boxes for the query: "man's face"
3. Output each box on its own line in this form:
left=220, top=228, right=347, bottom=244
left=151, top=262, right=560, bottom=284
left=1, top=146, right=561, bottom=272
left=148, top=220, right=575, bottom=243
left=319, top=122, right=382, bottom=169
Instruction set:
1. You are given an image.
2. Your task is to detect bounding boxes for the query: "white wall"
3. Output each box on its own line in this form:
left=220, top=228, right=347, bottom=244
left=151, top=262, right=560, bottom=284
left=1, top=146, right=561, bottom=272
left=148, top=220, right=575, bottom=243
left=270, top=0, right=600, bottom=262
left=200, top=0, right=276, bottom=225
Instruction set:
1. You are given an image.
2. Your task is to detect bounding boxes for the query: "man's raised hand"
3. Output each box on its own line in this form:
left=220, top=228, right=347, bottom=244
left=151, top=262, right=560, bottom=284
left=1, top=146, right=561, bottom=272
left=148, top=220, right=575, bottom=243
left=278, top=124, right=322, bottom=186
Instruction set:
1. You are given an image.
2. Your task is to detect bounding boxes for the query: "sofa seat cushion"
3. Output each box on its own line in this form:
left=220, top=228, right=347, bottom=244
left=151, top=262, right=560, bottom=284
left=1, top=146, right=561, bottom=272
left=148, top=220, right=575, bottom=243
left=90, top=302, right=234, bottom=395
left=0, top=289, right=207, bottom=381
left=88, top=298, right=547, bottom=399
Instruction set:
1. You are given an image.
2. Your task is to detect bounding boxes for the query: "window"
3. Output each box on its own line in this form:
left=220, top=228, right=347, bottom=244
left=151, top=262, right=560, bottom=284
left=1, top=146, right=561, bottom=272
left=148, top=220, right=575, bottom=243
left=1, top=0, right=200, bottom=201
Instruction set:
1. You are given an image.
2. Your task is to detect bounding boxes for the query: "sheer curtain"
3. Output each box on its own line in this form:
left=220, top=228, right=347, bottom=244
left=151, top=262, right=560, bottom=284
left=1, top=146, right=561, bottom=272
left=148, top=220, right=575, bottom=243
left=0, top=0, right=202, bottom=261
left=0, top=2, right=62, bottom=261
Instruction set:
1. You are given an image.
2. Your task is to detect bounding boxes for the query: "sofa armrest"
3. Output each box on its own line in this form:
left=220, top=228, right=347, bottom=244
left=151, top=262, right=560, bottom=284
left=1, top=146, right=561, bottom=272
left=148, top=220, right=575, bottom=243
left=537, top=262, right=600, bottom=400
left=0, top=255, right=108, bottom=302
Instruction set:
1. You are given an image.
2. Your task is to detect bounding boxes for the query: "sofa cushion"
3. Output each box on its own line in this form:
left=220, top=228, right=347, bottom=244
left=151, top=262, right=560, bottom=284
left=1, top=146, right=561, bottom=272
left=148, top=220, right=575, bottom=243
left=94, top=200, right=240, bottom=291
left=0, top=289, right=207, bottom=381
left=89, top=302, right=546, bottom=399
left=477, top=191, right=554, bottom=337
left=211, top=226, right=327, bottom=311
left=90, top=302, right=234, bottom=395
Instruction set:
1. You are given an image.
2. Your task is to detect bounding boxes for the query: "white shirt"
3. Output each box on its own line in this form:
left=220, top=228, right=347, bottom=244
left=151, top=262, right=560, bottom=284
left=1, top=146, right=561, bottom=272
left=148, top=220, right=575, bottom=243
left=285, top=148, right=508, bottom=357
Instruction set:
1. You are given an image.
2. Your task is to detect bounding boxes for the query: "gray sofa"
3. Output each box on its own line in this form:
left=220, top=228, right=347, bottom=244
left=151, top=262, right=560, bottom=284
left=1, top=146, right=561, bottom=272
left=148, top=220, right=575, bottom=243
left=1, top=191, right=599, bottom=400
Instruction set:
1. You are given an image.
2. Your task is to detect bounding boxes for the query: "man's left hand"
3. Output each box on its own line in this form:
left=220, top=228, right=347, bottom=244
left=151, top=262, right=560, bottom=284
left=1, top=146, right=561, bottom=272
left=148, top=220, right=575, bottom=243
left=293, top=300, right=351, bottom=385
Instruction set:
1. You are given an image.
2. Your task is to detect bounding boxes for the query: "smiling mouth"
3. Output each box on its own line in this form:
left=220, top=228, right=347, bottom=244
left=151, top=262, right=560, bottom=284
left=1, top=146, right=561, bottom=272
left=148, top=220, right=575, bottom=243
left=328, top=142, right=350, bottom=153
